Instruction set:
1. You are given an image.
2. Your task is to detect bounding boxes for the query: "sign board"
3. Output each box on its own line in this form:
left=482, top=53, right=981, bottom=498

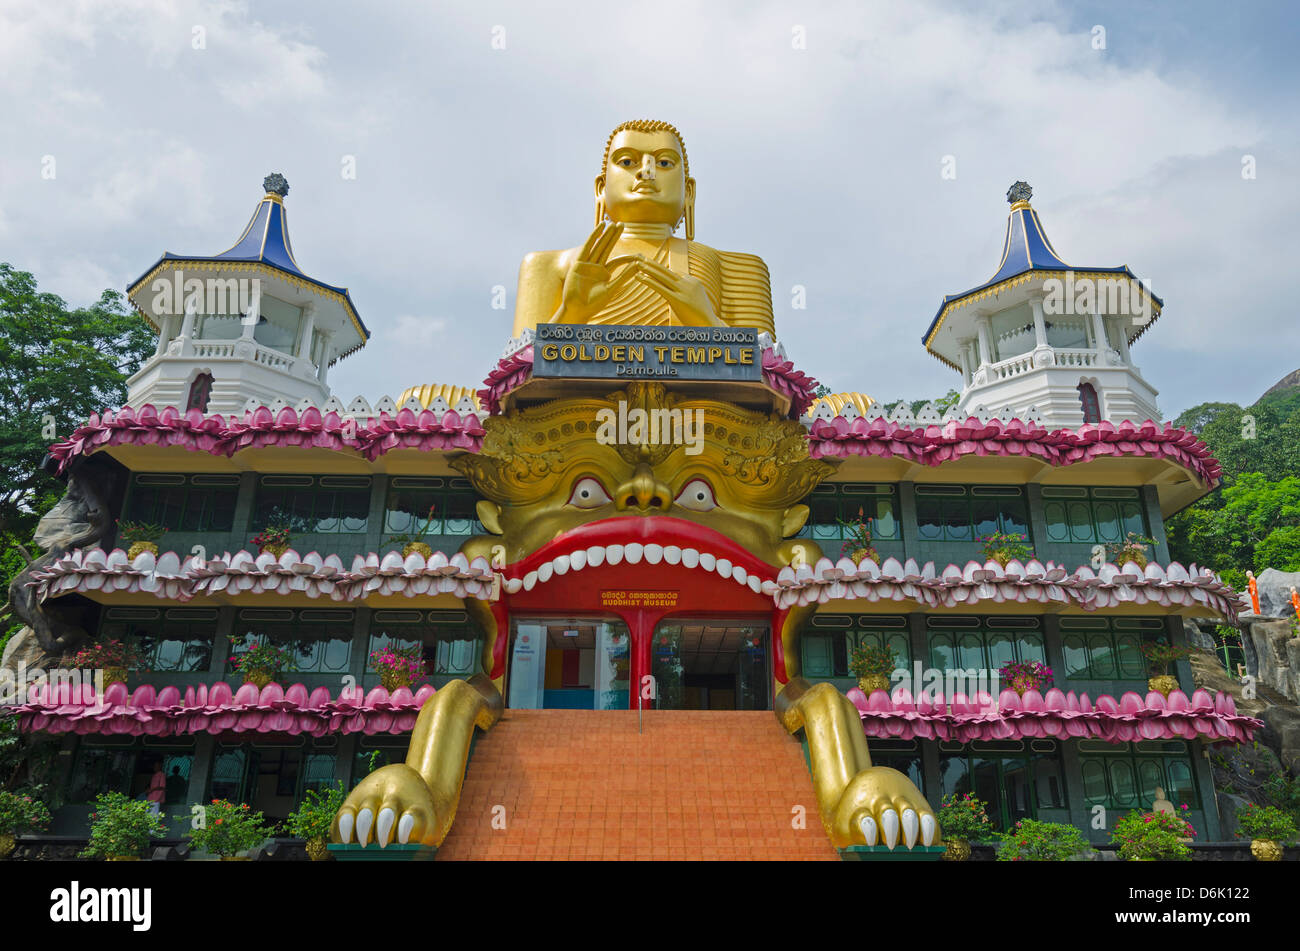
left=533, top=323, right=761, bottom=382
left=600, top=590, right=680, bottom=610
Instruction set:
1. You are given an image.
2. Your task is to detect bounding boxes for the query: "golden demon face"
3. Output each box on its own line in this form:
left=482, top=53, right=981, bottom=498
left=452, top=383, right=836, bottom=569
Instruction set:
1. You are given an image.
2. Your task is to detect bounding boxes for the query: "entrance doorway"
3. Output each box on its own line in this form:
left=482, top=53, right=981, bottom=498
left=507, top=616, right=630, bottom=710
left=650, top=619, right=770, bottom=710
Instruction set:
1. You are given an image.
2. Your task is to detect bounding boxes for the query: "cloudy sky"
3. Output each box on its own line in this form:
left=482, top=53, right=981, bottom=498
left=2, top=0, right=1295, bottom=418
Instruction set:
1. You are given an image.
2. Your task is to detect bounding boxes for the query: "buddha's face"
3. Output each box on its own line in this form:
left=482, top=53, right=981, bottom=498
left=599, top=128, right=694, bottom=226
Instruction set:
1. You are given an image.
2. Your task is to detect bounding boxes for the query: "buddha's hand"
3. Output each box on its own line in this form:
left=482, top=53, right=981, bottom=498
left=553, top=222, right=643, bottom=323
left=632, top=258, right=721, bottom=327
left=834, top=766, right=939, bottom=850
left=332, top=764, right=439, bottom=848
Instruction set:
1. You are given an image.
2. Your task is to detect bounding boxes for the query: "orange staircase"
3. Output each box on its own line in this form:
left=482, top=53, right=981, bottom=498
left=436, top=709, right=837, bottom=861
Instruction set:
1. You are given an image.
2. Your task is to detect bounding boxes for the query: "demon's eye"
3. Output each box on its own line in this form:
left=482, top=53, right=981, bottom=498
left=568, top=477, right=612, bottom=509
left=675, top=478, right=717, bottom=512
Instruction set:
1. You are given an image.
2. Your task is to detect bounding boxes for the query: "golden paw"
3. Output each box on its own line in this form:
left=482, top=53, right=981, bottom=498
left=332, top=764, right=438, bottom=848
left=834, top=766, right=939, bottom=850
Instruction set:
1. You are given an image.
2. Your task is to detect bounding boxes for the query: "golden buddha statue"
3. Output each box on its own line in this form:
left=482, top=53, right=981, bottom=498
left=511, top=119, right=776, bottom=337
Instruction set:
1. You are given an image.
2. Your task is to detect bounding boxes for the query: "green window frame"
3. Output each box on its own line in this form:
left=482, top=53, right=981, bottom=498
left=1077, top=740, right=1199, bottom=811
left=253, top=475, right=371, bottom=535
left=801, top=615, right=909, bottom=679
left=208, top=742, right=340, bottom=810
left=868, top=740, right=927, bottom=796
left=232, top=608, right=355, bottom=674
left=1060, top=617, right=1162, bottom=682
left=801, top=483, right=901, bottom=544
left=123, top=473, right=240, bottom=533
left=1042, top=486, right=1147, bottom=545
left=65, top=741, right=137, bottom=804
left=914, top=485, right=1030, bottom=544
left=98, top=606, right=217, bottom=672
left=368, top=609, right=482, bottom=676
left=384, top=477, right=483, bottom=540
left=938, top=740, right=1066, bottom=830
left=926, top=617, right=1045, bottom=676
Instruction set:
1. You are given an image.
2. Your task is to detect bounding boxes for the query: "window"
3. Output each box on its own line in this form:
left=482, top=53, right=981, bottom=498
left=869, top=740, right=926, bottom=796
left=802, top=483, right=901, bottom=547
left=1078, top=382, right=1101, bottom=423
left=1045, top=316, right=1090, bottom=350
left=939, top=740, right=1065, bottom=829
left=66, top=743, right=136, bottom=803
left=98, top=607, right=216, bottom=672
left=927, top=617, right=1045, bottom=680
left=1060, top=617, right=1161, bottom=682
left=209, top=743, right=338, bottom=812
left=802, top=615, right=910, bottom=679
left=354, top=739, right=410, bottom=779
left=252, top=295, right=302, bottom=353
left=187, top=373, right=213, bottom=413
left=233, top=608, right=354, bottom=674
left=253, top=475, right=370, bottom=535
left=123, top=473, right=239, bottom=533
left=1042, top=487, right=1147, bottom=545
left=133, top=749, right=195, bottom=805
left=914, top=485, right=1029, bottom=544
left=1078, top=740, right=1198, bottom=810
left=383, top=478, right=483, bottom=540
left=990, top=305, right=1035, bottom=361
left=368, top=610, right=481, bottom=676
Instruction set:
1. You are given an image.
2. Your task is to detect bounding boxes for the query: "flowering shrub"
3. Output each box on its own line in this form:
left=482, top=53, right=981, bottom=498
left=978, top=531, right=1033, bottom=566
left=837, top=508, right=879, bottom=563
left=115, top=519, right=168, bottom=545
left=0, top=790, right=52, bottom=835
left=251, top=525, right=292, bottom=551
left=187, top=799, right=272, bottom=857
left=849, top=642, right=896, bottom=679
left=937, top=793, right=994, bottom=840
left=285, top=782, right=347, bottom=842
left=1000, top=660, right=1053, bottom=694
left=1111, top=809, right=1195, bottom=861
left=1139, top=640, right=1192, bottom=677
left=1235, top=803, right=1297, bottom=842
left=229, top=637, right=296, bottom=677
left=1106, top=532, right=1155, bottom=567
left=69, top=638, right=148, bottom=671
left=997, top=819, right=1091, bottom=861
left=79, top=791, right=167, bottom=859
left=368, top=645, right=426, bottom=687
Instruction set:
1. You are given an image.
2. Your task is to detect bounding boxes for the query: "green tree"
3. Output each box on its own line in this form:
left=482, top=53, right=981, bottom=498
left=0, top=263, right=155, bottom=536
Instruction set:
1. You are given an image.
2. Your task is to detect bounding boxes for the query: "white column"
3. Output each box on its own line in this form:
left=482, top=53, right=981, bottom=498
left=297, top=304, right=317, bottom=360
left=1090, top=310, right=1108, bottom=354
left=956, top=339, right=972, bottom=386
left=975, top=316, right=993, bottom=367
left=1116, top=323, right=1132, bottom=363
left=1031, top=298, right=1048, bottom=348
left=317, top=331, right=334, bottom=383
left=241, top=284, right=260, bottom=341
left=179, top=295, right=199, bottom=339
left=154, top=315, right=172, bottom=356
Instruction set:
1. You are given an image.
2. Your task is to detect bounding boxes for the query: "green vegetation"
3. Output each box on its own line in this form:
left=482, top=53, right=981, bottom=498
left=997, top=818, right=1092, bottom=861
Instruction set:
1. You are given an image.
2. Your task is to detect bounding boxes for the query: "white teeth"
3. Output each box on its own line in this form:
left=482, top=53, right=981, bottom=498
left=605, top=544, right=624, bottom=565
left=569, top=549, right=587, bottom=571
left=624, top=543, right=644, bottom=565
left=715, top=557, right=733, bottom=579
left=881, top=809, right=900, bottom=850
left=537, top=561, right=554, bottom=583
left=699, top=552, right=716, bottom=571
left=356, top=808, right=374, bottom=847
left=553, top=555, right=570, bottom=575
left=377, top=807, right=395, bottom=848
left=643, top=544, right=664, bottom=565
left=398, top=814, right=415, bottom=845
left=760, top=580, right=777, bottom=594
left=747, top=574, right=762, bottom=593
left=859, top=814, right=878, bottom=847
left=663, top=545, right=681, bottom=565
left=902, top=808, right=918, bottom=849
left=681, top=548, right=700, bottom=569
left=523, top=571, right=538, bottom=591
left=731, top=565, right=747, bottom=585
left=920, top=813, right=936, bottom=847
left=587, top=546, right=605, bottom=568
left=338, top=812, right=354, bottom=844
left=505, top=577, right=522, bottom=593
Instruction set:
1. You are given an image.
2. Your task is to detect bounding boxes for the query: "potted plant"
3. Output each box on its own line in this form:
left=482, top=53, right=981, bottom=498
left=1235, top=803, right=1297, bottom=861
left=116, top=519, right=168, bottom=560
left=849, top=642, right=896, bottom=695
left=228, top=636, right=296, bottom=689
left=1139, top=639, right=1191, bottom=696
left=999, top=659, right=1053, bottom=696
left=251, top=524, right=293, bottom=558
left=187, top=799, right=273, bottom=860
left=837, top=508, right=879, bottom=563
left=368, top=644, right=426, bottom=692
left=80, top=791, right=167, bottom=861
left=386, top=504, right=438, bottom=559
left=1110, top=809, right=1196, bottom=861
left=69, top=638, right=149, bottom=688
left=936, top=792, right=992, bottom=861
left=1106, top=532, right=1156, bottom=569
left=0, top=790, right=52, bottom=859
left=978, top=530, right=1033, bottom=567
left=997, top=819, right=1092, bottom=861
left=285, top=782, right=347, bottom=861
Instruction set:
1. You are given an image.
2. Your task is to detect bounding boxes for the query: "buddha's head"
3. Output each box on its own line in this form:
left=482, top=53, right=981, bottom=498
left=596, top=120, right=695, bottom=239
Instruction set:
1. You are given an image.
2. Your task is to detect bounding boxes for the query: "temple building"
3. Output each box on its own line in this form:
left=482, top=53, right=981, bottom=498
left=6, top=123, right=1257, bottom=860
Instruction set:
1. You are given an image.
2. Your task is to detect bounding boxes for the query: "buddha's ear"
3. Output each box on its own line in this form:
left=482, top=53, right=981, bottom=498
left=476, top=501, right=504, bottom=535
left=684, top=177, right=697, bottom=240
left=781, top=504, right=809, bottom=538
left=593, top=175, right=607, bottom=228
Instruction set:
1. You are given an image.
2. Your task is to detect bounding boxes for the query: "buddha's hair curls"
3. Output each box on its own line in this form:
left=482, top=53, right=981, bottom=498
left=601, top=120, right=689, bottom=178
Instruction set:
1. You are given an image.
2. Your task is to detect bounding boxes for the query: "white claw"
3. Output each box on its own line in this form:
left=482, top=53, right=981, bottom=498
left=902, top=808, right=919, bottom=849
left=355, top=807, right=374, bottom=847
left=881, top=808, right=900, bottom=850
left=398, top=814, right=415, bottom=845
left=858, top=814, right=878, bottom=847
left=921, top=813, right=936, bottom=847
left=376, top=807, right=395, bottom=848
left=338, top=812, right=354, bottom=844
